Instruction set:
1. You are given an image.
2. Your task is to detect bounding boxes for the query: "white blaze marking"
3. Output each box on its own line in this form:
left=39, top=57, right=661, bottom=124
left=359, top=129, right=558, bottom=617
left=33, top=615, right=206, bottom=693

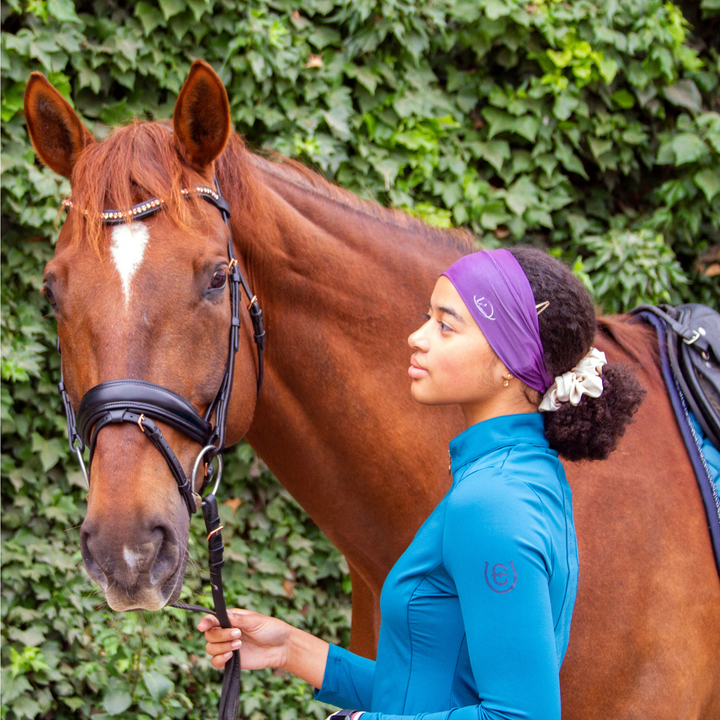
left=123, top=546, right=143, bottom=572
left=110, top=223, right=149, bottom=304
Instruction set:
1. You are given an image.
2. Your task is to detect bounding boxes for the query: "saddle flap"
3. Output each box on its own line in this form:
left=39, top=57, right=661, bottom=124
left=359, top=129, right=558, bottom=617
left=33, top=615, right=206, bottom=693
left=674, top=304, right=720, bottom=449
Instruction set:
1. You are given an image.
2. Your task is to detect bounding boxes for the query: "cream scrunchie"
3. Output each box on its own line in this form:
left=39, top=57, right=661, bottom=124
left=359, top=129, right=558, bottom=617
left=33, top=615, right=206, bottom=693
left=538, top=348, right=607, bottom=412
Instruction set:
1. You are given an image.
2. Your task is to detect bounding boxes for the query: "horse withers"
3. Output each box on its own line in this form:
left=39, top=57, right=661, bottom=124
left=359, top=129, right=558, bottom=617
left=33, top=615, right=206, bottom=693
left=24, top=61, right=720, bottom=719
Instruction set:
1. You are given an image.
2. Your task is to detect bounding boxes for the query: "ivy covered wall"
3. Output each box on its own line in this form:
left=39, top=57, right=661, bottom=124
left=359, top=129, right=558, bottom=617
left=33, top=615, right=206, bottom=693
left=2, top=1, right=719, bottom=718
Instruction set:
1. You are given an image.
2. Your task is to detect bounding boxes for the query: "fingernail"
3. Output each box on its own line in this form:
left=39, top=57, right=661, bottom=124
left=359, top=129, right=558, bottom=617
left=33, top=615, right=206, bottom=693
left=231, top=629, right=241, bottom=638
left=231, top=640, right=242, bottom=649
left=224, top=651, right=233, bottom=659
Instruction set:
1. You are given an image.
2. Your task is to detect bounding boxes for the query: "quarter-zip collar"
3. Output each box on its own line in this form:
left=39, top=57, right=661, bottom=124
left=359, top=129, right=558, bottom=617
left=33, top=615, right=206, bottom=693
left=449, top=412, right=549, bottom=481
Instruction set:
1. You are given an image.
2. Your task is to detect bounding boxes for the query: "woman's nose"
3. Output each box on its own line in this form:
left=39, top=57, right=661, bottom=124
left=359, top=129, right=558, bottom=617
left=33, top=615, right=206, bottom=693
left=408, top=323, right=429, bottom=351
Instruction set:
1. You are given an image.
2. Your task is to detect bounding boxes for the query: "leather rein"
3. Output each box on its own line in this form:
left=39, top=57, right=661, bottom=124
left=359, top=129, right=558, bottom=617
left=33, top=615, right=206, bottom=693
left=57, top=179, right=263, bottom=720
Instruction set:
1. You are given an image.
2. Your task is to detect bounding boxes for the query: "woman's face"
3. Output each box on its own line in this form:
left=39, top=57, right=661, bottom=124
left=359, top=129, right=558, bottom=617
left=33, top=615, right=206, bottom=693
left=408, top=276, right=527, bottom=423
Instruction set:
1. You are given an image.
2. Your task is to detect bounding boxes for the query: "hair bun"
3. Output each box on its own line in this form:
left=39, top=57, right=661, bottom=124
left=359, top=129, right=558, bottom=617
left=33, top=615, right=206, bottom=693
left=542, top=363, right=646, bottom=461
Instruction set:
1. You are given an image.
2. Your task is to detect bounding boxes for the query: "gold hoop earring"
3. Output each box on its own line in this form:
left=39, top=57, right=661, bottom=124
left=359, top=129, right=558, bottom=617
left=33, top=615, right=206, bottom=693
left=503, top=373, right=512, bottom=387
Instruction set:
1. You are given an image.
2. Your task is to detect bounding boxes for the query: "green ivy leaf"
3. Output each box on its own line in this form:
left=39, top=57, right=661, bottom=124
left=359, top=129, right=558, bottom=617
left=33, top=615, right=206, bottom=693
left=612, top=89, right=635, bottom=109
left=10, top=694, right=41, bottom=719
left=663, top=79, right=703, bottom=113
left=483, top=108, right=539, bottom=142
left=694, top=168, right=720, bottom=201
left=31, top=433, right=64, bottom=472
left=671, top=133, right=709, bottom=164
left=103, top=689, right=132, bottom=715
left=158, top=0, right=186, bottom=21
left=143, top=670, right=174, bottom=701
left=135, top=2, right=166, bottom=34
left=46, top=0, right=81, bottom=23
left=473, top=140, right=510, bottom=171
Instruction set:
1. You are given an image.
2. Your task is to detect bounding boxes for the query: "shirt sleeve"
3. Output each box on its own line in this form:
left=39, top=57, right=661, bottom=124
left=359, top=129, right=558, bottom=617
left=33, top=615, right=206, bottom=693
left=315, top=643, right=377, bottom=710
left=359, top=468, right=561, bottom=720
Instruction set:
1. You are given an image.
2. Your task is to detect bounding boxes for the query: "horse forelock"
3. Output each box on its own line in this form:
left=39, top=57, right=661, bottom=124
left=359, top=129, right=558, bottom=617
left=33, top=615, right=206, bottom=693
left=65, top=121, right=254, bottom=254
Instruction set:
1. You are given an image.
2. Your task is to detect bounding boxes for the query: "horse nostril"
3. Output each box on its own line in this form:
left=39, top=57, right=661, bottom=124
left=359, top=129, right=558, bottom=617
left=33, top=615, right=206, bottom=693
left=149, top=521, right=180, bottom=587
left=79, top=522, right=109, bottom=590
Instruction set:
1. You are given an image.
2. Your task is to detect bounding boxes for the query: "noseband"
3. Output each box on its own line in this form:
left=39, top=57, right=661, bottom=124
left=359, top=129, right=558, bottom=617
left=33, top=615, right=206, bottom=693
left=57, top=178, right=262, bottom=720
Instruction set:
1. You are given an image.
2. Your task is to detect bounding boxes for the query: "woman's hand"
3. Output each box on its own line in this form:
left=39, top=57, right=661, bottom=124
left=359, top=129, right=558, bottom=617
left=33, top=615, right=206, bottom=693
left=198, top=608, right=330, bottom=688
left=199, top=609, right=291, bottom=671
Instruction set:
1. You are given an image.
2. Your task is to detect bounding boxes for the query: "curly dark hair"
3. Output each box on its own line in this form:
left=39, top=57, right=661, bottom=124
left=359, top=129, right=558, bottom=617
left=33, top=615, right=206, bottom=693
left=508, top=247, right=646, bottom=461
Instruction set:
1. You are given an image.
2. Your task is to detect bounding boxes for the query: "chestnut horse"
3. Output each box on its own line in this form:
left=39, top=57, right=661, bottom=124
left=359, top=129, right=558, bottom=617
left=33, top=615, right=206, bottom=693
left=24, top=61, right=720, bottom=719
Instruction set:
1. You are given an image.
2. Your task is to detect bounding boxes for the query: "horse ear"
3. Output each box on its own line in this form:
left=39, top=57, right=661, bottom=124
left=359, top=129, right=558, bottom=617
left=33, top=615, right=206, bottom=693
left=24, top=72, right=95, bottom=179
left=173, top=60, right=231, bottom=171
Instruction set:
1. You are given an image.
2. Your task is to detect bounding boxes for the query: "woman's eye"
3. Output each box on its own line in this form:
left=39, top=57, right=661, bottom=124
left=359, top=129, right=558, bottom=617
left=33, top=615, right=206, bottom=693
left=422, top=313, right=431, bottom=321
left=438, top=320, right=451, bottom=332
left=208, top=270, right=227, bottom=291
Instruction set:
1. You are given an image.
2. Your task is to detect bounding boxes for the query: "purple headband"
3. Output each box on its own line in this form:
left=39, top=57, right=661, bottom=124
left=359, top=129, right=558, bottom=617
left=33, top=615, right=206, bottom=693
left=442, top=249, right=553, bottom=393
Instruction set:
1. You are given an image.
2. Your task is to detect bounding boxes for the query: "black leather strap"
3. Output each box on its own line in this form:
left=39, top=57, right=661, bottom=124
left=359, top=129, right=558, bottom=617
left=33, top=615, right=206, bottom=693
left=86, top=408, right=199, bottom=514
left=77, top=379, right=212, bottom=448
left=202, top=494, right=241, bottom=719
left=631, top=304, right=712, bottom=354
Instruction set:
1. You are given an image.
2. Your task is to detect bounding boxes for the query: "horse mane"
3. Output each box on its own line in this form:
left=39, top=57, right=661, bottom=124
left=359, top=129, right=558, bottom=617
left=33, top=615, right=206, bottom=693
left=598, top=315, right=662, bottom=386
left=67, top=121, right=473, bottom=256
left=239, top=149, right=476, bottom=254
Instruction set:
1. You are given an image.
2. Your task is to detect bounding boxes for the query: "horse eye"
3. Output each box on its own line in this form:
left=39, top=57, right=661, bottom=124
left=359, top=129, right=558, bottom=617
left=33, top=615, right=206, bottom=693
left=208, top=270, right=227, bottom=291
left=43, top=285, right=57, bottom=307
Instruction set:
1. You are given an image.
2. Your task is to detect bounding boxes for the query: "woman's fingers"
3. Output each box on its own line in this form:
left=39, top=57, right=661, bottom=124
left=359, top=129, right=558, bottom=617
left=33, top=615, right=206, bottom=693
left=206, top=638, right=242, bottom=658
left=204, top=627, right=242, bottom=644
left=211, top=651, right=234, bottom=670
left=197, top=614, right=220, bottom=632
left=198, top=608, right=254, bottom=634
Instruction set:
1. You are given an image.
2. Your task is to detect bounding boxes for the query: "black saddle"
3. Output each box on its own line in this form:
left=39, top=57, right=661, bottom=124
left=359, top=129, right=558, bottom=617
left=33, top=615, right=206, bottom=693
left=631, top=303, right=720, bottom=450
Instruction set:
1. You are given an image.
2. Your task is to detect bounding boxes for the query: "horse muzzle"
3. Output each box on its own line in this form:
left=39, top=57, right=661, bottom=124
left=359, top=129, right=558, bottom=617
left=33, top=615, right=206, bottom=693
left=80, top=505, right=188, bottom=611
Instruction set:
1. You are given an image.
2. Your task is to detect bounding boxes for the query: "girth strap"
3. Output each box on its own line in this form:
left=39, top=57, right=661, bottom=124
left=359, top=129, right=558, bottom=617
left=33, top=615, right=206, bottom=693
left=77, top=379, right=212, bottom=447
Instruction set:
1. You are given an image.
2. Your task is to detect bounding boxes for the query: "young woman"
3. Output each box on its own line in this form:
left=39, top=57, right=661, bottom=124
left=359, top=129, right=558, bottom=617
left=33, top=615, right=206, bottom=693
left=199, top=247, right=645, bottom=719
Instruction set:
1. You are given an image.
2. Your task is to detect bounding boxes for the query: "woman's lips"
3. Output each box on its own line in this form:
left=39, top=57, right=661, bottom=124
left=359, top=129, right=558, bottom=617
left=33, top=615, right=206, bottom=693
left=408, top=359, right=429, bottom=379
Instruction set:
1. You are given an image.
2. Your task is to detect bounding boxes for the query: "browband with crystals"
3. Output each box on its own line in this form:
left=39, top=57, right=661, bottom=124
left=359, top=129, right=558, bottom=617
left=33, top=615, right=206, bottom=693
left=61, top=185, right=228, bottom=224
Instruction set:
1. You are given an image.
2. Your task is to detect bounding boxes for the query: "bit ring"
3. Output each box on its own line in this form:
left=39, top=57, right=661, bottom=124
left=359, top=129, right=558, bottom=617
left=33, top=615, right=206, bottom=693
left=192, top=445, right=223, bottom=496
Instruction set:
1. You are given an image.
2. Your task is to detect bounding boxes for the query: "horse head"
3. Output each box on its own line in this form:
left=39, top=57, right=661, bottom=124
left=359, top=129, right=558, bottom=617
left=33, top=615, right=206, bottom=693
left=24, top=61, right=261, bottom=611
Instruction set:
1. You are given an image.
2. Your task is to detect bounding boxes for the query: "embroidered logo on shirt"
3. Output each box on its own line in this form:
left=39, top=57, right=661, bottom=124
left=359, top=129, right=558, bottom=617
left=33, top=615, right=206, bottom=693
left=484, top=561, right=517, bottom=593
left=473, top=295, right=495, bottom=321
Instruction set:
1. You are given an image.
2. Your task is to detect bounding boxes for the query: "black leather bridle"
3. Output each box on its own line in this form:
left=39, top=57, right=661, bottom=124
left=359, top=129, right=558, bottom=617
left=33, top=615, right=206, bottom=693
left=57, top=179, right=263, bottom=720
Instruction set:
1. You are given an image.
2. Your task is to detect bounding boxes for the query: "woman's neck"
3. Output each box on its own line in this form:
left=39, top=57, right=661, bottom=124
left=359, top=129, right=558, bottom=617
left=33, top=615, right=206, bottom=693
left=461, top=390, right=538, bottom=429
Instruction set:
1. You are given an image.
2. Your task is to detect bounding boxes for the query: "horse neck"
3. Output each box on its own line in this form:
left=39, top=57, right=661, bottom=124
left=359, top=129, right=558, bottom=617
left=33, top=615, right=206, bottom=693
left=229, top=154, right=468, bottom=545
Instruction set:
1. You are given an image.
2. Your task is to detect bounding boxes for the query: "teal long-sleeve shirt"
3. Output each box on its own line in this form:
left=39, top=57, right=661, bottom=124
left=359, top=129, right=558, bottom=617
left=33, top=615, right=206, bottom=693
left=315, top=413, right=579, bottom=720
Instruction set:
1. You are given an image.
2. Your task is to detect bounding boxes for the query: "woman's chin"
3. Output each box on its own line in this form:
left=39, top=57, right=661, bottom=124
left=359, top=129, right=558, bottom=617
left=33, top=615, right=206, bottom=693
left=410, top=382, right=444, bottom=407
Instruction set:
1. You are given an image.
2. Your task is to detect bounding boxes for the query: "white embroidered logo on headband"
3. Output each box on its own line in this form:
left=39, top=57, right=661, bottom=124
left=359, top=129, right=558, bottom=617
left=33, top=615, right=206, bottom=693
left=474, top=295, right=495, bottom=321
left=539, top=348, right=607, bottom=412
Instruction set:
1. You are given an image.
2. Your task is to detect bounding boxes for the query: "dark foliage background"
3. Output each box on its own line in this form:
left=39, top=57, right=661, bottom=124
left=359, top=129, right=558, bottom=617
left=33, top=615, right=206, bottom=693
left=2, top=0, right=719, bottom=718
